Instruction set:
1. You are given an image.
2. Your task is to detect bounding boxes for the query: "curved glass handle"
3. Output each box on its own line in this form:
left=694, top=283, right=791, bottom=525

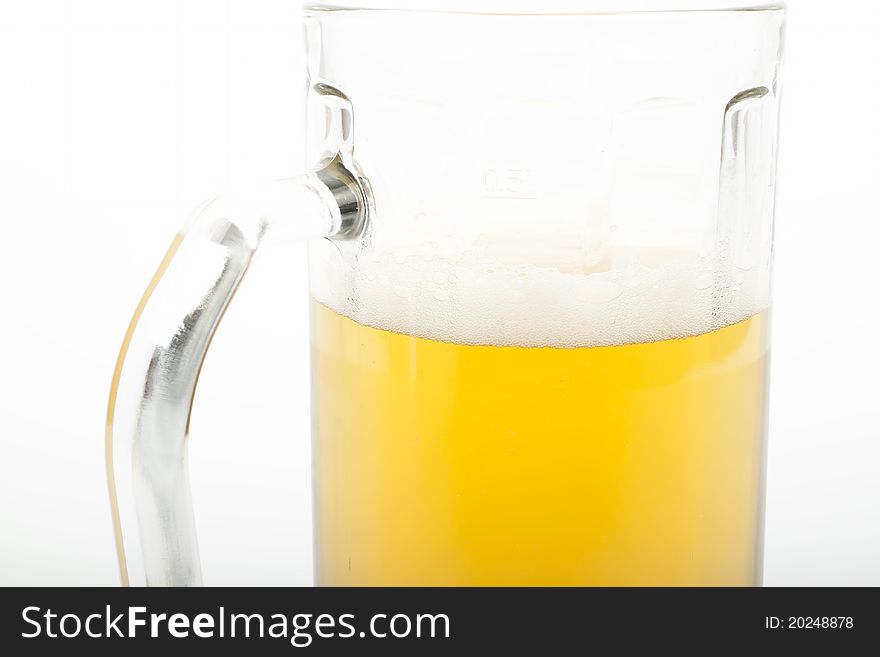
left=105, top=152, right=368, bottom=586
left=105, top=80, right=367, bottom=588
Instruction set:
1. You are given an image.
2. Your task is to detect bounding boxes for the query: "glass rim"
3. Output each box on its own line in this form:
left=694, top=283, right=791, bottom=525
left=304, top=1, right=786, bottom=16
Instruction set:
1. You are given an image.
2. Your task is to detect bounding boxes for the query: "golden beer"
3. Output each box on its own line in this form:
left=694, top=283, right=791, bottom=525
left=311, top=300, right=769, bottom=586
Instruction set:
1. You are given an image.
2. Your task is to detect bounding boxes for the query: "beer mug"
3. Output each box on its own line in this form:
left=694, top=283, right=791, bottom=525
left=107, top=1, right=786, bottom=586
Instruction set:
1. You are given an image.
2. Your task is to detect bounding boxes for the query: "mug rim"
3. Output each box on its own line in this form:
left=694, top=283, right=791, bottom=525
left=303, top=1, right=786, bottom=16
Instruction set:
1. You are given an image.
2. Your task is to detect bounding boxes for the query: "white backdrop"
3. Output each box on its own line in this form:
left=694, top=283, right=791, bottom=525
left=0, top=0, right=877, bottom=586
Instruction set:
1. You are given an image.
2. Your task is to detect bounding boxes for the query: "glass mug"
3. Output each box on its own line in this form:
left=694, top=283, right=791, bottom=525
left=106, top=1, right=786, bottom=586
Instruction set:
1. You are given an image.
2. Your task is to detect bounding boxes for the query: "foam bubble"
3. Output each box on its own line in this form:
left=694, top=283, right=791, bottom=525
left=310, top=244, right=769, bottom=348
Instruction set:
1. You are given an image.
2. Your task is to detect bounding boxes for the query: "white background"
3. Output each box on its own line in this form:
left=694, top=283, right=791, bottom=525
left=0, top=1, right=877, bottom=586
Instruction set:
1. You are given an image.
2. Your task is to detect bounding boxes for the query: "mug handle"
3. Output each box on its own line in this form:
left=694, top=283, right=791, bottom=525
left=105, top=87, right=368, bottom=586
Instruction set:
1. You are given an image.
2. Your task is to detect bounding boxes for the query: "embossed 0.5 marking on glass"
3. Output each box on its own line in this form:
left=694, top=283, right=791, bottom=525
left=482, top=168, right=537, bottom=199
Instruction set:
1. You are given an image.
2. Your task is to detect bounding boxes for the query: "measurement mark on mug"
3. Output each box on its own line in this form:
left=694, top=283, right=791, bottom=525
left=482, top=168, right=538, bottom=199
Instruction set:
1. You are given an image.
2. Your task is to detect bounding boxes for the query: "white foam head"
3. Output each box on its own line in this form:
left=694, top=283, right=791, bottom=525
left=309, top=241, right=769, bottom=348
